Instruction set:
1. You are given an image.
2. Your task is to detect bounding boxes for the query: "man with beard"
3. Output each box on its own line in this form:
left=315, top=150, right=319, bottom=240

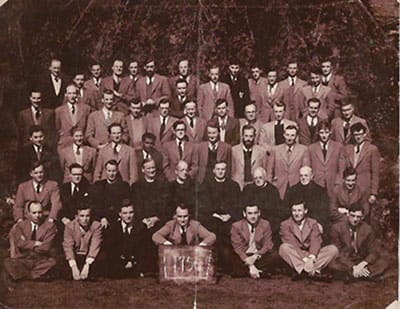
left=72, top=71, right=96, bottom=108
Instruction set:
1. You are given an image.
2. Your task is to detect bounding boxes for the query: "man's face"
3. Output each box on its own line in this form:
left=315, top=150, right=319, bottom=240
left=273, top=105, right=285, bottom=121
left=30, top=131, right=45, bottom=147
left=142, top=160, right=157, bottom=179
left=184, top=102, right=196, bottom=118
left=110, top=126, right=122, bottom=143
left=318, top=128, right=331, bottom=143
left=144, top=61, right=155, bottom=77
left=30, top=92, right=42, bottom=107
left=30, top=165, right=45, bottom=183
left=341, top=104, right=354, bottom=120
left=119, top=205, right=134, bottom=224
left=284, top=128, right=297, bottom=146
left=250, top=67, right=261, bottom=80
left=267, top=71, right=277, bottom=85
left=299, top=168, right=312, bottom=185
left=209, top=67, right=219, bottom=83
left=112, top=60, right=124, bottom=76
left=228, top=64, right=240, bottom=77
left=287, top=63, right=298, bottom=77
left=72, top=130, right=84, bottom=146
left=142, top=137, right=155, bottom=152
left=253, top=169, right=266, bottom=187
left=105, top=164, right=118, bottom=182
left=348, top=210, right=363, bottom=227
left=213, top=163, right=227, bottom=180
left=70, top=167, right=83, bottom=185
left=244, top=206, right=260, bottom=225
left=102, top=93, right=114, bottom=110
left=77, top=209, right=91, bottom=228
left=49, top=60, right=61, bottom=77
left=174, top=124, right=186, bottom=140
left=178, top=60, right=189, bottom=77
left=176, top=81, right=188, bottom=97
left=244, top=105, right=257, bottom=121
left=215, top=102, right=227, bottom=118
left=321, top=61, right=332, bottom=76
left=130, top=103, right=142, bottom=118
left=308, top=101, right=320, bottom=117
left=176, top=207, right=189, bottom=227
left=73, top=74, right=85, bottom=89
left=291, top=203, right=307, bottom=223
left=344, top=174, right=357, bottom=191
left=175, top=162, right=189, bottom=181
left=310, top=72, right=320, bottom=86
left=242, top=128, right=255, bottom=149
left=207, top=127, right=219, bottom=144
left=65, top=85, right=78, bottom=104
left=159, top=102, right=170, bottom=117
left=128, top=62, right=138, bottom=76
left=353, top=129, right=366, bottom=145
left=90, top=64, right=102, bottom=78
left=29, top=203, right=43, bottom=224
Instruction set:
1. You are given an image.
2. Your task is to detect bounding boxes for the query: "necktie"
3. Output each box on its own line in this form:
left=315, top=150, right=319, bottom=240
left=322, top=142, right=327, bottom=161
left=355, top=144, right=360, bottom=154
left=95, top=79, right=100, bottom=88
left=251, top=224, right=255, bottom=233
left=144, top=151, right=150, bottom=160
left=113, top=144, right=119, bottom=155
left=287, top=146, right=292, bottom=159
left=107, top=111, right=111, bottom=121
left=219, top=118, right=226, bottom=130
left=76, top=145, right=81, bottom=155
left=178, top=141, right=183, bottom=159
left=313, top=86, right=317, bottom=94
left=210, top=143, right=217, bottom=152
left=73, top=185, right=78, bottom=196
left=189, top=117, right=194, bottom=129
left=36, top=183, right=41, bottom=193
left=322, top=77, right=329, bottom=86
left=34, top=108, right=41, bottom=120
left=31, top=224, right=37, bottom=240
left=291, top=77, right=295, bottom=87
left=54, top=76, right=59, bottom=83
left=71, top=104, right=75, bottom=114
left=344, top=121, right=350, bottom=137
left=212, top=83, right=218, bottom=98
left=159, top=117, right=166, bottom=139
left=181, top=228, right=187, bottom=245
left=35, top=146, right=42, bottom=160
left=350, top=229, right=358, bottom=254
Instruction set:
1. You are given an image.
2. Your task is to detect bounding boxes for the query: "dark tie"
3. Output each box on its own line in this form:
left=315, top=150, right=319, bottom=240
left=178, top=141, right=183, bottom=159
left=94, top=79, right=100, bottom=88
left=34, top=108, right=41, bottom=120
left=322, top=142, right=327, bottom=161
left=350, top=229, right=358, bottom=254
left=73, top=185, right=79, bottom=196
left=189, top=117, right=194, bottom=129
left=35, top=146, right=42, bottom=160
left=244, top=149, right=252, bottom=182
left=71, top=105, right=75, bottom=114
left=113, top=144, right=119, bottom=155
left=54, top=76, right=59, bottom=83
left=114, top=78, right=120, bottom=92
left=322, top=78, right=329, bottom=86
left=36, top=183, right=41, bottom=193
left=275, top=120, right=284, bottom=145
left=355, top=144, right=360, bottom=154
left=146, top=78, right=153, bottom=100
left=290, top=77, right=295, bottom=87
left=144, top=151, right=150, bottom=160
left=344, top=121, right=350, bottom=138
left=159, top=117, right=166, bottom=139
left=31, top=224, right=37, bottom=241
left=251, top=224, right=255, bottom=233
left=212, top=83, right=218, bottom=98
left=76, top=145, right=81, bottom=155
left=181, top=228, right=187, bottom=245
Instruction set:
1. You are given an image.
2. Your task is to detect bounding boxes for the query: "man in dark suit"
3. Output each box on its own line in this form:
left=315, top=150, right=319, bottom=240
left=125, top=60, right=140, bottom=91
left=169, top=58, right=198, bottom=99
left=221, top=58, right=250, bottom=119
left=83, top=62, right=104, bottom=110
left=212, top=98, right=240, bottom=146
left=298, top=98, right=322, bottom=145
left=182, top=100, right=207, bottom=143
left=329, top=204, right=388, bottom=282
left=135, top=132, right=163, bottom=180
left=125, top=98, right=148, bottom=150
left=169, top=78, right=190, bottom=119
left=248, top=62, right=270, bottom=122
left=16, top=125, right=61, bottom=184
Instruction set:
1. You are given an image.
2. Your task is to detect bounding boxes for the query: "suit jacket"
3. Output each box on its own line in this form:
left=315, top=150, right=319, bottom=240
left=331, top=115, right=370, bottom=145
left=9, top=219, right=57, bottom=258
left=221, top=74, right=250, bottom=119
left=125, top=115, right=149, bottom=149
left=297, top=116, right=321, bottom=145
left=182, top=116, right=207, bottom=143
left=196, top=141, right=232, bottom=184
left=169, top=74, right=198, bottom=99
left=59, top=178, right=90, bottom=220
left=280, top=217, right=322, bottom=256
left=58, top=144, right=97, bottom=183
left=258, top=119, right=297, bottom=148
left=36, top=73, right=68, bottom=108
left=213, top=116, right=240, bottom=146
left=308, top=140, right=342, bottom=197
left=83, top=78, right=103, bottom=110
left=324, top=73, right=348, bottom=102
left=135, top=148, right=164, bottom=179
left=85, top=109, right=128, bottom=148
left=338, top=142, right=380, bottom=196
left=162, top=140, right=199, bottom=181
left=239, top=119, right=263, bottom=145
left=230, top=218, right=273, bottom=261
left=136, top=73, right=171, bottom=105
left=14, top=179, right=62, bottom=222
left=279, top=77, right=307, bottom=121
left=147, top=114, right=178, bottom=148
left=267, top=143, right=310, bottom=199
left=169, top=94, right=191, bottom=119
left=152, top=219, right=216, bottom=246
left=94, top=144, right=138, bottom=185
left=55, top=103, right=91, bottom=149
left=197, top=82, right=234, bottom=120
left=248, top=77, right=272, bottom=122
left=101, top=76, right=136, bottom=114
left=294, top=85, right=335, bottom=120
left=63, top=219, right=102, bottom=261
left=231, top=144, right=267, bottom=190
left=260, top=83, right=285, bottom=121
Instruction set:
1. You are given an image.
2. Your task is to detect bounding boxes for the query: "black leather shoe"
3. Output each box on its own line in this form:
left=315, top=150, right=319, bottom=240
left=312, top=272, right=333, bottom=283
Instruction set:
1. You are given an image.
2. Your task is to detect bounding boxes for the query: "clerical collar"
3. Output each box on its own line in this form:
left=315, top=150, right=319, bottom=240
left=144, top=177, right=155, bottom=183
left=214, top=177, right=226, bottom=183
left=176, top=178, right=185, bottom=185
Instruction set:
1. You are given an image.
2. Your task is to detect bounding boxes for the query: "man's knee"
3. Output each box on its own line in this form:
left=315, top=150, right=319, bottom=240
left=279, top=243, right=293, bottom=256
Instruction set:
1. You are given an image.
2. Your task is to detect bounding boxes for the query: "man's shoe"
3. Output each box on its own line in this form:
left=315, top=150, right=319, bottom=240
left=292, top=271, right=307, bottom=281
left=311, top=272, right=333, bottom=283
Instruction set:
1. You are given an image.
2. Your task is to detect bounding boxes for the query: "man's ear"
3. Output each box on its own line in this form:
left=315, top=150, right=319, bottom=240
left=242, top=211, right=246, bottom=217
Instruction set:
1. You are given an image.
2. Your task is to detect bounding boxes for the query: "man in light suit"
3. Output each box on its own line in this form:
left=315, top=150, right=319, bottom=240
left=239, top=102, right=263, bottom=145
left=279, top=200, right=338, bottom=281
left=147, top=96, right=178, bottom=148
left=152, top=204, right=216, bottom=246
left=267, top=125, right=310, bottom=199
left=94, top=123, right=138, bottom=185
left=338, top=122, right=380, bottom=208
left=55, top=84, right=91, bottom=151
left=248, top=62, right=270, bottom=122
left=125, top=98, right=148, bottom=150
left=182, top=100, right=207, bottom=143
left=308, top=119, right=342, bottom=198
left=58, top=127, right=97, bottom=183
left=331, top=100, right=370, bottom=145
left=196, top=123, right=232, bottom=184
left=169, top=58, right=198, bottom=100
left=298, top=97, right=323, bottom=145
left=83, top=62, right=103, bottom=110
left=101, top=59, right=136, bottom=115
left=135, top=133, right=164, bottom=180
left=231, top=125, right=267, bottom=190
left=17, top=89, right=55, bottom=149
left=135, top=58, right=171, bottom=115
left=259, top=102, right=297, bottom=149
left=294, top=66, right=335, bottom=121
left=63, top=203, right=103, bottom=280
left=162, top=120, right=198, bottom=181
left=211, top=98, right=240, bottom=146
left=260, top=69, right=284, bottom=122
left=280, top=61, right=307, bottom=121
left=197, top=64, right=234, bottom=120
left=14, top=162, right=62, bottom=223
left=85, top=89, right=128, bottom=149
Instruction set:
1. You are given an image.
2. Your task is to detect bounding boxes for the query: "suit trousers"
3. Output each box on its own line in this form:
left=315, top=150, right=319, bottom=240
left=279, top=243, right=338, bottom=274
left=4, top=255, right=56, bottom=280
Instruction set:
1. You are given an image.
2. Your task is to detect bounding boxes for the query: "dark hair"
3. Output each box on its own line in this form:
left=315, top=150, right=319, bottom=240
left=243, top=204, right=260, bottom=212
left=316, top=119, right=331, bottom=132
left=206, top=120, right=219, bottom=130
left=158, top=96, right=171, bottom=106
left=242, top=124, right=256, bottom=135
left=348, top=203, right=364, bottom=213
left=290, top=199, right=307, bottom=209
left=273, top=101, right=286, bottom=110
left=214, top=160, right=228, bottom=167
left=130, top=98, right=141, bottom=105
left=285, top=124, right=299, bottom=134
left=118, top=198, right=134, bottom=212
left=183, top=99, right=197, bottom=106
left=105, top=159, right=119, bottom=168
left=228, top=57, right=241, bottom=66
left=76, top=201, right=92, bottom=212
left=343, top=166, right=357, bottom=179
left=29, top=125, right=44, bottom=137
left=102, top=89, right=114, bottom=97
left=70, top=126, right=84, bottom=136
left=307, top=97, right=321, bottom=107
left=141, top=158, right=156, bottom=169
left=108, top=122, right=123, bottom=134
left=30, top=160, right=44, bottom=172
left=350, top=122, right=367, bottom=134
left=215, top=98, right=227, bottom=107
left=173, top=120, right=186, bottom=130
left=142, top=132, right=156, bottom=142
left=69, top=163, right=84, bottom=172
left=249, top=61, right=262, bottom=70
left=144, top=57, right=155, bottom=66
left=175, top=78, right=188, bottom=86
left=310, top=65, right=322, bottom=75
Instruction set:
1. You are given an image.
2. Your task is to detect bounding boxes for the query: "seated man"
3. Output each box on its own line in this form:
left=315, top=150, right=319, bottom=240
left=62, top=203, right=103, bottom=280
left=279, top=200, right=338, bottom=281
left=104, top=199, right=145, bottom=278
left=229, top=204, right=277, bottom=279
left=152, top=204, right=216, bottom=246
left=329, top=203, right=388, bottom=282
left=4, top=201, right=57, bottom=281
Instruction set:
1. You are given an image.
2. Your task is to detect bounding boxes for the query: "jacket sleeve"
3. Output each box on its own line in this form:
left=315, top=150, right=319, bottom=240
left=152, top=223, right=172, bottom=245
left=257, top=221, right=273, bottom=255
left=49, top=183, right=62, bottom=221
left=13, top=184, right=25, bottom=221
left=230, top=223, right=248, bottom=262
left=63, top=223, right=76, bottom=261
left=88, top=222, right=103, bottom=259
left=197, top=223, right=216, bottom=246
left=34, top=222, right=57, bottom=254
left=85, top=113, right=101, bottom=148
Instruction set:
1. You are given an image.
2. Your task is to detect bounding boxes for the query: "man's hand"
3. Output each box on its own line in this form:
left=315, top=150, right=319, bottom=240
left=34, top=241, right=43, bottom=247
left=61, top=217, right=71, bottom=225
left=317, top=223, right=324, bottom=234
left=244, top=254, right=259, bottom=266
left=113, top=90, right=122, bottom=98
left=353, top=261, right=369, bottom=278
left=303, top=256, right=316, bottom=274
left=100, top=218, right=109, bottom=229
left=80, top=263, right=90, bottom=280
left=148, top=216, right=159, bottom=228
left=199, top=242, right=208, bottom=246
left=48, top=218, right=55, bottom=223
left=125, top=261, right=133, bottom=269
left=163, top=241, right=173, bottom=245
left=368, top=195, right=377, bottom=204
left=249, top=265, right=261, bottom=279
left=220, top=214, right=231, bottom=222
left=71, top=264, right=81, bottom=280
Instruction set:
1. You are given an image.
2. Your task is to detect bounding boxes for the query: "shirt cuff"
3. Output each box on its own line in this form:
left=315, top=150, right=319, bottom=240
left=308, top=254, right=316, bottom=261
left=86, top=257, right=95, bottom=265
left=68, top=260, right=77, bottom=267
